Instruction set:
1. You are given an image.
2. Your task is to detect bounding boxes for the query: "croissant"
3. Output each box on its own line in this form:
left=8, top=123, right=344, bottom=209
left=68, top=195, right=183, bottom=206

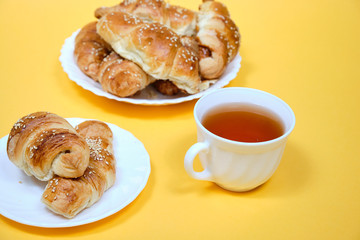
left=94, top=0, right=197, bottom=37
left=196, top=0, right=241, bottom=79
left=98, top=51, right=155, bottom=97
left=152, top=35, right=216, bottom=95
left=42, top=120, right=116, bottom=219
left=74, top=21, right=111, bottom=82
left=152, top=36, right=193, bottom=95
left=74, top=21, right=155, bottom=97
left=6, top=112, right=90, bottom=181
left=97, top=11, right=202, bottom=94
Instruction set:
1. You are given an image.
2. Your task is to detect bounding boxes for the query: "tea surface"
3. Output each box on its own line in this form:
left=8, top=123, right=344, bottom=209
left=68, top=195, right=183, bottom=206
left=202, top=104, right=284, bottom=143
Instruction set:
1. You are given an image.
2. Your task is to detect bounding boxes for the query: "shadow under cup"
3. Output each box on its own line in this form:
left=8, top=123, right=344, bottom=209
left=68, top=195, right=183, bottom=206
left=185, top=87, right=296, bottom=192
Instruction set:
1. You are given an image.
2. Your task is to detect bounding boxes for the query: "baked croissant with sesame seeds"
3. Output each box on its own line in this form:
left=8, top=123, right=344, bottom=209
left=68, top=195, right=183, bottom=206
left=98, top=51, right=155, bottom=97
left=41, top=120, right=116, bottom=219
left=196, top=0, right=241, bottom=79
left=74, top=21, right=155, bottom=97
left=74, top=21, right=112, bottom=82
left=97, top=11, right=202, bottom=94
left=152, top=35, right=216, bottom=95
left=6, top=112, right=90, bottom=181
left=94, top=0, right=197, bottom=37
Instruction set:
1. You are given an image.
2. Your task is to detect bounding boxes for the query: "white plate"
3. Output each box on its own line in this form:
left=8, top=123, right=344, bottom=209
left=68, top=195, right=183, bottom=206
left=60, top=29, right=242, bottom=105
left=0, top=118, right=150, bottom=228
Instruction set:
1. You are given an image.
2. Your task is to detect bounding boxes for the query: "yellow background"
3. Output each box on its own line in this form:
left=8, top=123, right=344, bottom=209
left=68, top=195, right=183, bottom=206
left=0, top=0, right=359, bottom=239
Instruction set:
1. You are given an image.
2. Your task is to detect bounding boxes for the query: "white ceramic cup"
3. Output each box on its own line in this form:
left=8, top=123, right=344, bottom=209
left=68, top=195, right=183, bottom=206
left=184, top=87, right=295, bottom=192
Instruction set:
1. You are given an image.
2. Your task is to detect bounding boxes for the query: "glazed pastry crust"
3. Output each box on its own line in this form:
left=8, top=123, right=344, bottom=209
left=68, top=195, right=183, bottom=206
left=196, top=0, right=240, bottom=79
left=6, top=112, right=90, bottom=181
left=41, top=120, right=116, bottom=219
left=98, top=51, right=155, bottom=97
left=74, top=21, right=155, bottom=97
left=94, top=0, right=197, bottom=36
left=97, top=11, right=201, bottom=94
left=74, top=21, right=111, bottom=82
left=73, top=0, right=240, bottom=96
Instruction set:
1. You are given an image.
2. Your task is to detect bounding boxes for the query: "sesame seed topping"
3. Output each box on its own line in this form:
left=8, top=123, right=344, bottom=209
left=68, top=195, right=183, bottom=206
left=85, top=137, right=110, bottom=161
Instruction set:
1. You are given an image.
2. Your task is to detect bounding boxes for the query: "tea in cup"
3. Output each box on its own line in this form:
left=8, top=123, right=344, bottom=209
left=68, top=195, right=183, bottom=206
left=184, top=87, right=295, bottom=192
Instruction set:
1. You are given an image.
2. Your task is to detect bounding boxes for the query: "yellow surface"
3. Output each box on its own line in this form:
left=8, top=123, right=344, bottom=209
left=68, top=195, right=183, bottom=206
left=0, top=0, right=359, bottom=239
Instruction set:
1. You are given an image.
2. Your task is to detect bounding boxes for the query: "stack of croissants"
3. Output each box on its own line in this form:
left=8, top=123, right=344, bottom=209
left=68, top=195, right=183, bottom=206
left=74, top=0, right=240, bottom=97
left=6, top=112, right=116, bottom=218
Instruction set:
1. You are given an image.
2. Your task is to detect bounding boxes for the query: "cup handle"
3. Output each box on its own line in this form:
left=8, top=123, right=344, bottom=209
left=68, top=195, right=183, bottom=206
left=184, top=142, right=212, bottom=181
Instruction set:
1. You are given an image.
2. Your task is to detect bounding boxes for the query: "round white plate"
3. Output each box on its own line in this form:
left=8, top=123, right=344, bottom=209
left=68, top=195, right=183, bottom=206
left=60, top=29, right=242, bottom=105
left=0, top=118, right=150, bottom=228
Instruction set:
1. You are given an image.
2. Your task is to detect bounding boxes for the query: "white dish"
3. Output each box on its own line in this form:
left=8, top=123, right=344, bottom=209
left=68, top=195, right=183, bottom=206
left=0, top=118, right=150, bottom=228
left=60, top=29, right=242, bottom=105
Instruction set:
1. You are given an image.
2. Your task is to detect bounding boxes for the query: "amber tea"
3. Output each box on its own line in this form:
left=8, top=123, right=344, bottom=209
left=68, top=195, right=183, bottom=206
left=202, top=103, right=284, bottom=143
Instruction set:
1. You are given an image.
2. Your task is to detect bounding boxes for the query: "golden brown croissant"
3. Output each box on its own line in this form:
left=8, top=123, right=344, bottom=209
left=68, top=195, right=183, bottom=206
left=97, top=11, right=202, bottom=94
left=74, top=21, right=111, bottom=82
left=98, top=51, right=155, bottom=97
left=152, top=35, right=198, bottom=95
left=152, top=35, right=216, bottom=95
left=94, top=0, right=197, bottom=37
left=196, top=0, right=241, bottom=79
left=41, top=120, right=116, bottom=219
left=74, top=21, right=155, bottom=97
left=6, top=112, right=90, bottom=181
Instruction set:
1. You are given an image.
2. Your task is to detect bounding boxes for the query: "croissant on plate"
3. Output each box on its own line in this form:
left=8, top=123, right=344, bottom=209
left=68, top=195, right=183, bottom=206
left=74, top=21, right=111, bottom=82
left=94, top=0, right=199, bottom=95
left=74, top=0, right=240, bottom=96
left=98, top=51, right=155, bottom=97
left=74, top=21, right=155, bottom=97
left=42, top=120, right=116, bottom=218
left=94, top=0, right=240, bottom=81
left=97, top=11, right=202, bottom=94
left=6, top=112, right=90, bottom=181
left=196, top=0, right=241, bottom=79
left=152, top=34, right=216, bottom=95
